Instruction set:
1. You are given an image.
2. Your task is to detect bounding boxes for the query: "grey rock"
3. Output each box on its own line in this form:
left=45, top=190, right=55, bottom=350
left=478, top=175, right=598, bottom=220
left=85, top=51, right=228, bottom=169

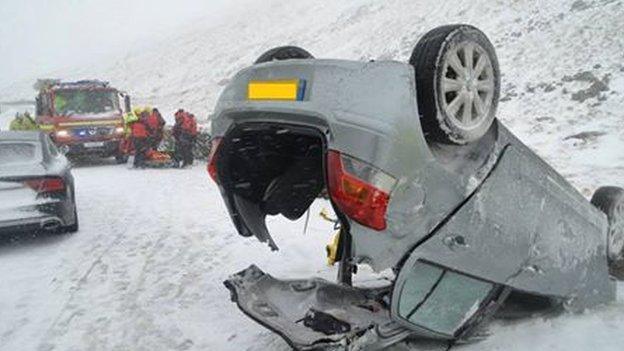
left=563, top=130, right=607, bottom=142
left=536, top=116, right=556, bottom=123
left=571, top=0, right=592, bottom=12
left=562, top=72, right=611, bottom=102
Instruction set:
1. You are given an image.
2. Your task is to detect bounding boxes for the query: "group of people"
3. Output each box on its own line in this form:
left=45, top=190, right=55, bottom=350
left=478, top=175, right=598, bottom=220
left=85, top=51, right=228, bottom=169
left=9, top=111, right=37, bottom=131
left=6, top=106, right=199, bottom=169
left=125, top=107, right=198, bottom=168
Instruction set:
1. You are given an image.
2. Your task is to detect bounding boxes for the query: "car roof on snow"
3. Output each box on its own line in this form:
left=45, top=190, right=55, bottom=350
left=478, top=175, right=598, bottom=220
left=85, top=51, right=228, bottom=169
left=0, top=131, right=43, bottom=142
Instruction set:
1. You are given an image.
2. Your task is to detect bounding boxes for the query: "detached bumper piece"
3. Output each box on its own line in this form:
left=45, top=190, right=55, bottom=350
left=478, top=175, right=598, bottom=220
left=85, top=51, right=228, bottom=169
left=224, top=265, right=412, bottom=350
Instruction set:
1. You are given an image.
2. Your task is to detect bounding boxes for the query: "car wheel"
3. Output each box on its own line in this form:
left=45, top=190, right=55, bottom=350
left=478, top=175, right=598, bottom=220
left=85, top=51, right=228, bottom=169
left=254, top=46, right=314, bottom=64
left=63, top=206, right=79, bottom=234
left=591, top=186, right=624, bottom=280
left=409, top=24, right=500, bottom=144
left=115, top=153, right=129, bottom=164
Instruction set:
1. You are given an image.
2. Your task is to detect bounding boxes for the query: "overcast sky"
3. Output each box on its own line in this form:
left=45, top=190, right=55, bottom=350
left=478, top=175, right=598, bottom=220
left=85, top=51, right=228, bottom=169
left=0, top=0, right=248, bottom=89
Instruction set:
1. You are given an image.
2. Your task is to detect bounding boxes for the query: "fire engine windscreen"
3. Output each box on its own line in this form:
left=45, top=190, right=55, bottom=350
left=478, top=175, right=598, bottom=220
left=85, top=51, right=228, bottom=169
left=53, top=89, right=119, bottom=117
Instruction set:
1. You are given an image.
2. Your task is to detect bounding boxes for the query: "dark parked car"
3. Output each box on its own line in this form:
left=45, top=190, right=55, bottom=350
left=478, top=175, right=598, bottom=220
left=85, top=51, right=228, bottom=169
left=208, top=25, right=624, bottom=350
left=0, top=131, right=78, bottom=235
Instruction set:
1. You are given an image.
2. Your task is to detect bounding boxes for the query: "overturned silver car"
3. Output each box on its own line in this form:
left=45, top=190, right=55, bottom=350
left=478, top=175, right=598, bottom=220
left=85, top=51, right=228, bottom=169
left=207, top=25, right=624, bottom=350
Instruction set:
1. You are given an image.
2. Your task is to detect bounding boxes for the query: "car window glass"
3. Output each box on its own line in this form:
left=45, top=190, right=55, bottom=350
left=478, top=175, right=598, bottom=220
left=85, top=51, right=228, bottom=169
left=407, top=270, right=493, bottom=335
left=0, top=143, right=38, bottom=165
left=397, top=262, right=444, bottom=318
left=396, top=261, right=495, bottom=336
left=54, top=89, right=119, bottom=116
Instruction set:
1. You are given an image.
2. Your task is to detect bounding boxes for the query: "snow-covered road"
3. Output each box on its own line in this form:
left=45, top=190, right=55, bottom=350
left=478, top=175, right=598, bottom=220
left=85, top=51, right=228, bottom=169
left=0, top=162, right=623, bottom=351
left=0, top=162, right=338, bottom=351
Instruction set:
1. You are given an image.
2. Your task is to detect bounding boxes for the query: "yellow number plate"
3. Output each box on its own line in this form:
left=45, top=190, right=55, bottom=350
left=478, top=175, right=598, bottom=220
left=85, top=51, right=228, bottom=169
left=247, top=79, right=305, bottom=101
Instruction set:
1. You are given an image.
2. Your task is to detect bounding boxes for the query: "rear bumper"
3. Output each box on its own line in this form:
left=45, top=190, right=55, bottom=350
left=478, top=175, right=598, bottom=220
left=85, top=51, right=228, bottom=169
left=224, top=265, right=409, bottom=350
left=0, top=194, right=75, bottom=236
left=0, top=215, right=65, bottom=235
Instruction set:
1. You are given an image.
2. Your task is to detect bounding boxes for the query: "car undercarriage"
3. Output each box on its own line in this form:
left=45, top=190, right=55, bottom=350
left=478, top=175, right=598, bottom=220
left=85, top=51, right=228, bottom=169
left=208, top=25, right=624, bottom=350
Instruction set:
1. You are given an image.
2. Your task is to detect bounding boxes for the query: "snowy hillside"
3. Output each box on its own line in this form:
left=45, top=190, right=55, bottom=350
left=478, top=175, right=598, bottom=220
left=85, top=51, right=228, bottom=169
left=1, top=1, right=624, bottom=350
left=2, top=0, right=623, bottom=190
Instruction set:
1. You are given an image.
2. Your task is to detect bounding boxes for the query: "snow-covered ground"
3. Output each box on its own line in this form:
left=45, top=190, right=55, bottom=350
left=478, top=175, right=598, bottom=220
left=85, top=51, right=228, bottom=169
left=1, top=0, right=624, bottom=350
left=0, top=163, right=339, bottom=351
left=0, top=164, right=622, bottom=351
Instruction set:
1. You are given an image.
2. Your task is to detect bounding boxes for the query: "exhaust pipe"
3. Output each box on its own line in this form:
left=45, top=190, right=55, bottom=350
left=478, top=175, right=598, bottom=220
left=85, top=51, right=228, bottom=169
left=41, top=219, right=62, bottom=232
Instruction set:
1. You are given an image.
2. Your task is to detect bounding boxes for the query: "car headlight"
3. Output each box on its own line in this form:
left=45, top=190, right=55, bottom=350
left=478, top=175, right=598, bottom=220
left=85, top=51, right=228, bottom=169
left=55, top=130, right=70, bottom=138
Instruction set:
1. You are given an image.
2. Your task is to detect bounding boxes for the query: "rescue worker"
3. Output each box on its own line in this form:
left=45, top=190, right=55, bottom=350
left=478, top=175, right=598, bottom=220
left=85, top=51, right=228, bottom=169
left=54, top=94, right=68, bottom=115
left=184, top=113, right=198, bottom=166
left=9, top=112, right=38, bottom=131
left=146, top=108, right=166, bottom=149
left=130, top=111, right=150, bottom=168
left=119, top=108, right=140, bottom=157
left=172, top=109, right=194, bottom=168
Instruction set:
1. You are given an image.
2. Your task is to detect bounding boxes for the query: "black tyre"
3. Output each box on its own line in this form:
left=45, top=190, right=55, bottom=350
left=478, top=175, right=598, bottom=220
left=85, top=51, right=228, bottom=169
left=254, top=46, right=314, bottom=64
left=62, top=186, right=79, bottom=234
left=591, top=186, right=624, bottom=280
left=115, top=153, right=129, bottom=164
left=409, top=24, right=500, bottom=144
left=63, top=206, right=79, bottom=234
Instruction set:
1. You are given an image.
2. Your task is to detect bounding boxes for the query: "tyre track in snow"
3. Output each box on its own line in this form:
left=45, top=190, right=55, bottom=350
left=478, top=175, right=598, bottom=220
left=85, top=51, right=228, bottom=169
left=36, top=165, right=156, bottom=351
left=0, top=163, right=144, bottom=351
left=0, top=166, right=229, bottom=350
left=25, top=163, right=264, bottom=351
left=37, top=166, right=207, bottom=351
left=38, top=230, right=128, bottom=351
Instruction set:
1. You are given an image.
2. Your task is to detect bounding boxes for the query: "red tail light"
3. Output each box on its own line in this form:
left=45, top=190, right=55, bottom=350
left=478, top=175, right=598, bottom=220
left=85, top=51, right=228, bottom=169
left=207, top=137, right=223, bottom=183
left=24, top=178, right=66, bottom=193
left=327, top=150, right=396, bottom=231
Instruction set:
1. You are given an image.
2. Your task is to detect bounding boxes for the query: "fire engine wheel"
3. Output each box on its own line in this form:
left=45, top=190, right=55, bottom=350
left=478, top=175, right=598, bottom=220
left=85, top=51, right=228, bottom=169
left=254, top=46, right=314, bottom=64
left=591, top=186, right=624, bottom=280
left=115, top=153, right=129, bottom=164
left=410, top=24, right=500, bottom=144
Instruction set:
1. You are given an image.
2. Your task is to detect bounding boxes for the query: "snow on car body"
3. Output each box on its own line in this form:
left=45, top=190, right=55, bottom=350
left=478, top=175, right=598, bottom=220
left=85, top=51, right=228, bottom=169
left=208, top=26, right=623, bottom=350
left=0, top=131, right=78, bottom=235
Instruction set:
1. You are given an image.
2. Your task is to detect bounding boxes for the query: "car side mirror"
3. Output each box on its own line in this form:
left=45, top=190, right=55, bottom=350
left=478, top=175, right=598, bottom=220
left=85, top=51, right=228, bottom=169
left=124, top=95, right=131, bottom=113
left=35, top=97, right=42, bottom=116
